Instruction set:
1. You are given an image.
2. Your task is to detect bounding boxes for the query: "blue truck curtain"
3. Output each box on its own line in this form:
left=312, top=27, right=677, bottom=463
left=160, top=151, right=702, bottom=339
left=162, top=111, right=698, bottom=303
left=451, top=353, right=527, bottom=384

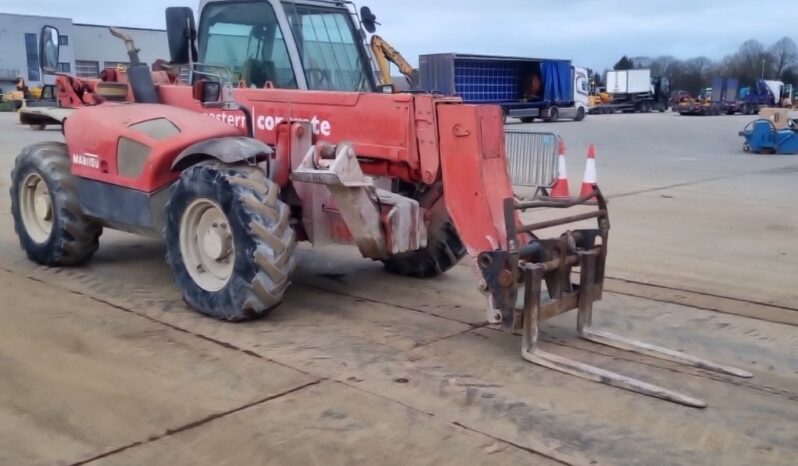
left=541, top=61, right=573, bottom=103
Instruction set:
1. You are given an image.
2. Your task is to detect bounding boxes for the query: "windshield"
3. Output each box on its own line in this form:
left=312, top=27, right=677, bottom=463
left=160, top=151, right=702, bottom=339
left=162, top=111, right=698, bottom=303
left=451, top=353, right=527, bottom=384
left=282, top=2, right=373, bottom=92
left=198, top=1, right=297, bottom=89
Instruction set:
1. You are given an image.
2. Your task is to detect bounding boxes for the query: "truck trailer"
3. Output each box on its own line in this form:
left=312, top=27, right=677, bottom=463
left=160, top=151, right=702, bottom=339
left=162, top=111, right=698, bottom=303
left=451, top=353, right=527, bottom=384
left=589, top=69, right=669, bottom=114
left=677, top=78, right=739, bottom=115
left=419, top=53, right=589, bottom=123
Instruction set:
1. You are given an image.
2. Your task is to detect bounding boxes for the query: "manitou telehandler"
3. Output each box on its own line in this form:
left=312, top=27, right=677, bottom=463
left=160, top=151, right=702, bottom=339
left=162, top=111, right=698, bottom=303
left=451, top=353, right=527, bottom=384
left=10, top=0, right=750, bottom=408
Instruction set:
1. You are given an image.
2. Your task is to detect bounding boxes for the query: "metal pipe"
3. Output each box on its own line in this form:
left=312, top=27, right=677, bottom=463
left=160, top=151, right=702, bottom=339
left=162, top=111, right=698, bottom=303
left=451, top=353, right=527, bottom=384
left=515, top=189, right=602, bottom=209
left=518, top=210, right=607, bottom=233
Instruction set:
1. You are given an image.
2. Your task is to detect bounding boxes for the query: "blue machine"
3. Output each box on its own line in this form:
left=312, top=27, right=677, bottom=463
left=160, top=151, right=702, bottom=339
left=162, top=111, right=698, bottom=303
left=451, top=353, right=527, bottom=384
left=739, top=119, right=798, bottom=155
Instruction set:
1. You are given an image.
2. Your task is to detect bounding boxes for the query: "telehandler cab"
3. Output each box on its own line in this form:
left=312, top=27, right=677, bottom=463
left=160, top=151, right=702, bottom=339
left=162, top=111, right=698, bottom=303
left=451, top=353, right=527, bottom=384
left=10, top=0, right=750, bottom=408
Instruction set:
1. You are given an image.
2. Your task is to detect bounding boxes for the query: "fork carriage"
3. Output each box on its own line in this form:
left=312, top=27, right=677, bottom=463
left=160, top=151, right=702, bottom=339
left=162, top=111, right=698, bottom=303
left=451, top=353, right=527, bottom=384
left=488, top=181, right=751, bottom=408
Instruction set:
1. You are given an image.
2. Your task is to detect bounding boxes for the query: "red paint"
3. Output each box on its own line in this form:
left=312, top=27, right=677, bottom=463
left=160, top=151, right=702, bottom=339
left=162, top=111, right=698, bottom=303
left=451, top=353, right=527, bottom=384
left=65, top=103, right=240, bottom=192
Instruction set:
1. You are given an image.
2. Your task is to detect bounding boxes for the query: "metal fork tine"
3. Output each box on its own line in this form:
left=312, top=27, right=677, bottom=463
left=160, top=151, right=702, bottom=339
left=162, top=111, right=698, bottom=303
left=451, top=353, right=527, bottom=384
left=576, top=249, right=752, bottom=379
left=579, top=329, right=753, bottom=378
left=521, top=260, right=709, bottom=409
left=521, top=346, right=707, bottom=408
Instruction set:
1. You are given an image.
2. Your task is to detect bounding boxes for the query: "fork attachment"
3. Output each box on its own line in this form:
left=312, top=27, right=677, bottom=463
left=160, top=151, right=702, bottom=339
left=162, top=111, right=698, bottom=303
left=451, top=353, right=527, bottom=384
left=503, top=187, right=752, bottom=409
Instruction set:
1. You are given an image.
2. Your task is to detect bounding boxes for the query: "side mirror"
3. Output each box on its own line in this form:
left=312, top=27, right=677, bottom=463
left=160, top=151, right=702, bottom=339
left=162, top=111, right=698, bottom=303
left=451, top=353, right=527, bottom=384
left=360, top=6, right=378, bottom=33
left=166, top=7, right=197, bottom=64
left=39, top=25, right=60, bottom=75
left=193, top=80, right=220, bottom=104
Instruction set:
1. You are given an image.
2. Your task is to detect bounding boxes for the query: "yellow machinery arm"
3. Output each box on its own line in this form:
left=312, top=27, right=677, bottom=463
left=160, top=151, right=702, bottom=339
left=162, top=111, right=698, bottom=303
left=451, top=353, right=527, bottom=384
left=370, top=35, right=418, bottom=90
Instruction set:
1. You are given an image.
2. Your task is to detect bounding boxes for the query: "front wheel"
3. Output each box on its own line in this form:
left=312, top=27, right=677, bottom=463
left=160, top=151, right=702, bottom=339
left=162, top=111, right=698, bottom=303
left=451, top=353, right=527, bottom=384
left=381, top=192, right=465, bottom=278
left=544, top=107, right=560, bottom=122
left=165, top=163, right=297, bottom=321
left=574, top=107, right=586, bottom=122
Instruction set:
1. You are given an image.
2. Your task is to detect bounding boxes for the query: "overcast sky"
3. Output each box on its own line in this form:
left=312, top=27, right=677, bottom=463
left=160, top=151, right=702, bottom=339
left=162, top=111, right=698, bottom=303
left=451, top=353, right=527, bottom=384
left=1, top=0, right=788, bottom=70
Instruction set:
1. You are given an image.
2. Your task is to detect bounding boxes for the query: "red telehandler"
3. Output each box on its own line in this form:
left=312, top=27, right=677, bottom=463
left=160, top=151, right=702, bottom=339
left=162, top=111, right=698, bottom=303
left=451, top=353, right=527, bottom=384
left=10, top=0, right=749, bottom=408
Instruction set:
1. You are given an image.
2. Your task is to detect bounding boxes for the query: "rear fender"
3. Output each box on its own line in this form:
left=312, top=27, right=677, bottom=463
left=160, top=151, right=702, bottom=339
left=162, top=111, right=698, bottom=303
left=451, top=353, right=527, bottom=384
left=171, top=136, right=274, bottom=172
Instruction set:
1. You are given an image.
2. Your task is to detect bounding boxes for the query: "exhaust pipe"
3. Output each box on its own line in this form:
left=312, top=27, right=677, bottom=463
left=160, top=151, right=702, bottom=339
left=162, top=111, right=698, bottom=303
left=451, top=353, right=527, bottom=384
left=109, top=27, right=159, bottom=104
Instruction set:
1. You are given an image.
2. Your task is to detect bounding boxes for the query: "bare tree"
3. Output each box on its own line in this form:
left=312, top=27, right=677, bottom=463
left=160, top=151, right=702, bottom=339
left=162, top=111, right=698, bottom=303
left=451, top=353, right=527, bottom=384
left=723, top=39, right=774, bottom=86
left=768, top=37, right=798, bottom=78
left=680, top=56, right=714, bottom=94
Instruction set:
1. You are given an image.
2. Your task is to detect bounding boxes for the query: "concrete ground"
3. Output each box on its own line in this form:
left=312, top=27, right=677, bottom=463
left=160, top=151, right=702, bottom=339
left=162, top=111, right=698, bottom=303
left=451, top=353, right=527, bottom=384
left=0, top=111, right=796, bottom=466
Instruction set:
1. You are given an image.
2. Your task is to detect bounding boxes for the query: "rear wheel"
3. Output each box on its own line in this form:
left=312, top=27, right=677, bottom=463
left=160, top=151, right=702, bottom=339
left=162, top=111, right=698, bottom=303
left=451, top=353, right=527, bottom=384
left=165, top=163, right=297, bottom=321
left=10, top=142, right=102, bottom=265
left=520, top=116, right=535, bottom=123
left=574, top=107, right=586, bottom=122
left=544, top=107, right=559, bottom=122
left=381, top=188, right=466, bottom=278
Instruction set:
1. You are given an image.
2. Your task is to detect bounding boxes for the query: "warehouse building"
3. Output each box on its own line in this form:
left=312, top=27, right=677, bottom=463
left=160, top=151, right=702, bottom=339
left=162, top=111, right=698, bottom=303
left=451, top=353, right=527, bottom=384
left=0, top=12, right=168, bottom=90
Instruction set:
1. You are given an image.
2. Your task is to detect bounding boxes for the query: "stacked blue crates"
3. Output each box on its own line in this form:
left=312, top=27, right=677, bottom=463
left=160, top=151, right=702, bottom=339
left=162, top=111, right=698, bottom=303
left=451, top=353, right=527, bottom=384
left=453, top=59, right=520, bottom=103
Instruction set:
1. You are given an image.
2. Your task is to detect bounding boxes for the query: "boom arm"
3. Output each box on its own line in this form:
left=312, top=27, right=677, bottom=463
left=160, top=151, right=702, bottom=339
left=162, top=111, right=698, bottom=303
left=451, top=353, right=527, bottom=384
left=370, top=35, right=418, bottom=90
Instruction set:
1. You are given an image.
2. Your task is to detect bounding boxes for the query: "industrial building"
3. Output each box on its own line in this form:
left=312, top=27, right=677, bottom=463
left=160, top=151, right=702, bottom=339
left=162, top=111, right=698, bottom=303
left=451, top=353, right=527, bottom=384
left=0, top=12, right=168, bottom=90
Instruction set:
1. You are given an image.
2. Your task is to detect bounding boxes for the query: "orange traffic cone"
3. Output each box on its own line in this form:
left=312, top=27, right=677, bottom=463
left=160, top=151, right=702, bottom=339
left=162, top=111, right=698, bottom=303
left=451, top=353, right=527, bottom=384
left=580, top=144, right=598, bottom=203
left=549, top=138, right=571, bottom=199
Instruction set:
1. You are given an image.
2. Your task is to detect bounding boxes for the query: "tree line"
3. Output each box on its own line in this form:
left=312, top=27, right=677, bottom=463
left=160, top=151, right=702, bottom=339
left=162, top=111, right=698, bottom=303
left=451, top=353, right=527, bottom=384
left=591, top=37, right=797, bottom=95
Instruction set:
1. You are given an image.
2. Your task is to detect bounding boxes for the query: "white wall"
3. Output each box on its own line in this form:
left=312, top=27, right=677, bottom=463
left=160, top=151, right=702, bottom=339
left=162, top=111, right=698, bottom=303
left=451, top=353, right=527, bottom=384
left=0, top=13, right=169, bottom=90
left=0, top=13, right=75, bottom=88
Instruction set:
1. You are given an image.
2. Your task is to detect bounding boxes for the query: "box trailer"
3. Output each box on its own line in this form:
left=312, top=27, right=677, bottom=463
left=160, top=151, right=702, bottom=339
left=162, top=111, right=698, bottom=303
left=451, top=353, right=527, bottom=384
left=678, top=78, right=746, bottom=116
left=606, top=69, right=652, bottom=94
left=589, top=69, right=669, bottom=114
left=419, top=53, right=588, bottom=123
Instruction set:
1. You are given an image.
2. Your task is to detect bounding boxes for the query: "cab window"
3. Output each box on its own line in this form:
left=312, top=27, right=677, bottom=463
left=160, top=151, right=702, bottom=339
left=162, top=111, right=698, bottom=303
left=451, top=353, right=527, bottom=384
left=283, top=2, right=373, bottom=92
left=198, top=1, right=297, bottom=89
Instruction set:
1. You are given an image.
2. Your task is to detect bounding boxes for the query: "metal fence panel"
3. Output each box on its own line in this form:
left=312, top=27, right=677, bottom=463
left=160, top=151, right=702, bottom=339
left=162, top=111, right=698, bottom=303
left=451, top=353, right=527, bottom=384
left=504, top=129, right=559, bottom=187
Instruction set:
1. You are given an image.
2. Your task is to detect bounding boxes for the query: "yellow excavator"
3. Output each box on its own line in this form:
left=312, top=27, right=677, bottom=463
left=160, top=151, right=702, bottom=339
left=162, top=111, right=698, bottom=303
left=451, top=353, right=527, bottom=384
left=370, top=35, right=418, bottom=91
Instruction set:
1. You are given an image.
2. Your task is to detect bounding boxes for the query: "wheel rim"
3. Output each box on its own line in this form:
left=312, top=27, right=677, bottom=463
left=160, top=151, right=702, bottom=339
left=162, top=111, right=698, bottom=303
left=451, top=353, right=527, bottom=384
left=179, top=198, right=235, bottom=292
left=19, top=172, right=54, bottom=243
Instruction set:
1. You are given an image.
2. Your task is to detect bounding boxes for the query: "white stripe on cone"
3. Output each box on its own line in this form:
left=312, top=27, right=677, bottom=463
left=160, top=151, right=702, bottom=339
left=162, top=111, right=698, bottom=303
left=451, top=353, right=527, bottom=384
left=550, top=139, right=571, bottom=198
left=580, top=144, right=598, bottom=199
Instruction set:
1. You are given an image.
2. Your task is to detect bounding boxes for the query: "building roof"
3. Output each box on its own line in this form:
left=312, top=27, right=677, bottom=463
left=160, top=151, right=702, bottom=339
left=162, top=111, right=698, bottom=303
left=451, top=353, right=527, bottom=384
left=0, top=12, right=72, bottom=21
left=73, top=23, right=166, bottom=33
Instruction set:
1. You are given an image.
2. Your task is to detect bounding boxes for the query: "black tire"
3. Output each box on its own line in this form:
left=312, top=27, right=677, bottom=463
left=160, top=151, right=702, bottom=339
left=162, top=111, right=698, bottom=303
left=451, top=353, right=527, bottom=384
left=381, top=192, right=465, bottom=278
left=165, top=163, right=297, bottom=321
left=520, top=116, right=535, bottom=123
left=574, top=106, right=586, bottom=122
left=30, top=124, right=46, bottom=131
left=10, top=141, right=102, bottom=266
left=544, top=107, right=559, bottom=122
